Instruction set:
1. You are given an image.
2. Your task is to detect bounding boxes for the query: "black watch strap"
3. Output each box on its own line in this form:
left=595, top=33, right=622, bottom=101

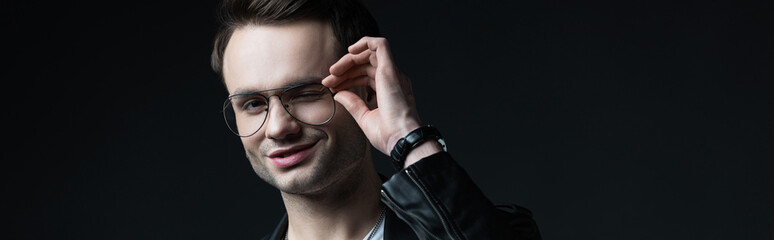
left=390, top=124, right=447, bottom=169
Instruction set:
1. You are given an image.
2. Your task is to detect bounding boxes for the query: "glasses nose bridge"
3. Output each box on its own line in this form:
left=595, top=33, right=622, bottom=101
left=264, top=93, right=292, bottom=121
left=224, top=83, right=335, bottom=137
left=265, top=93, right=288, bottom=109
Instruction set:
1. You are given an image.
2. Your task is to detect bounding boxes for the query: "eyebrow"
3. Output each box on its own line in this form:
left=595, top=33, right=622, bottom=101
left=231, top=76, right=323, bottom=96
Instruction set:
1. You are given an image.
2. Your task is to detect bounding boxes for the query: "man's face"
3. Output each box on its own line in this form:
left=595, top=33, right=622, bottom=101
left=222, top=20, right=369, bottom=195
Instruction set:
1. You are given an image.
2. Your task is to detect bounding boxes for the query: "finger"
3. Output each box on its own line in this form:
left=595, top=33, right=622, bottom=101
left=348, top=37, right=387, bottom=54
left=329, top=50, right=372, bottom=76
left=330, top=75, right=373, bottom=93
left=344, top=64, right=376, bottom=81
left=325, top=64, right=376, bottom=89
left=348, top=37, right=371, bottom=54
left=369, top=51, right=378, bottom=67
left=321, top=74, right=338, bottom=88
left=333, top=90, right=370, bottom=125
left=348, top=37, right=394, bottom=68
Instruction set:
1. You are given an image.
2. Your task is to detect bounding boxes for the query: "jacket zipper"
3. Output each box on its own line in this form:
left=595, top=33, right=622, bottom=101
left=404, top=168, right=461, bottom=240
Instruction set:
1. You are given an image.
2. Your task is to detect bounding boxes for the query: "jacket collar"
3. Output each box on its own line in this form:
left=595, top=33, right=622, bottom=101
left=264, top=174, right=418, bottom=240
left=383, top=206, right=419, bottom=240
left=265, top=209, right=417, bottom=240
left=265, top=214, right=287, bottom=240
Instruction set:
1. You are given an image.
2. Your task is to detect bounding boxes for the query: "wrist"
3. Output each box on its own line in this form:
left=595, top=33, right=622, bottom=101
left=389, top=124, right=447, bottom=170
left=386, top=122, right=422, bottom=154
left=402, top=140, right=443, bottom=168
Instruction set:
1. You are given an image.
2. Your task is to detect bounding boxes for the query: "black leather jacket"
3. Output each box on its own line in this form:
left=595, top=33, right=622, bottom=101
left=262, top=152, right=542, bottom=240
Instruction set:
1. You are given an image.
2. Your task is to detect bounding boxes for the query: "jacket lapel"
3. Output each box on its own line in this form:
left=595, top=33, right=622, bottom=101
left=265, top=214, right=287, bottom=240
left=266, top=174, right=418, bottom=240
left=384, top=207, right=419, bottom=240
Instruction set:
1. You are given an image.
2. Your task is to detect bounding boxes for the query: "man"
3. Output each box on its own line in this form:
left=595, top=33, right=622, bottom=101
left=211, top=0, right=541, bottom=239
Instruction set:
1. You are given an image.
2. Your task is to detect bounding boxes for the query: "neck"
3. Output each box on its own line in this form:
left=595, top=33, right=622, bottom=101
left=281, top=158, right=383, bottom=240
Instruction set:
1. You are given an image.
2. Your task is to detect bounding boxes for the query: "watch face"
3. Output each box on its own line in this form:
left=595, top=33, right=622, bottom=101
left=438, top=138, right=447, bottom=152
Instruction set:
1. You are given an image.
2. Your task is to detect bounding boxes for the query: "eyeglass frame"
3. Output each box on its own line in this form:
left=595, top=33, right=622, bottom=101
left=222, top=82, right=337, bottom=137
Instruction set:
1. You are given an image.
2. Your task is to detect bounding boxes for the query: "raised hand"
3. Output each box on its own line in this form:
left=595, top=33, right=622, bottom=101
left=322, top=37, right=425, bottom=157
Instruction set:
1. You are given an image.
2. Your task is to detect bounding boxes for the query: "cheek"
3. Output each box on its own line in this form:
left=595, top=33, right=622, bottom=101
left=240, top=137, right=253, bottom=148
left=240, top=135, right=264, bottom=155
left=242, top=136, right=267, bottom=170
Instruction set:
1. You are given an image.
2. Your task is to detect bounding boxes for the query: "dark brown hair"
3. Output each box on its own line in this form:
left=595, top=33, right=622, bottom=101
left=210, top=0, right=380, bottom=75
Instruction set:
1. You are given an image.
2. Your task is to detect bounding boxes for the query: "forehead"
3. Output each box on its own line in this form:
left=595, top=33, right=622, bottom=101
left=222, top=20, right=338, bottom=94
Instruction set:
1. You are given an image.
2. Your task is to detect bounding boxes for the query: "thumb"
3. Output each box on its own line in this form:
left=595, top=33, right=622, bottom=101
left=333, top=90, right=370, bottom=125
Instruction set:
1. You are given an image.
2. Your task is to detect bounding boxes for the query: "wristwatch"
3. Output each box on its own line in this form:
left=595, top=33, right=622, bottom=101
left=389, top=124, right=447, bottom=169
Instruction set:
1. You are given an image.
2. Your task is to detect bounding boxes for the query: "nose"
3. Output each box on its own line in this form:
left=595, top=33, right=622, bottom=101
left=263, top=95, right=301, bottom=140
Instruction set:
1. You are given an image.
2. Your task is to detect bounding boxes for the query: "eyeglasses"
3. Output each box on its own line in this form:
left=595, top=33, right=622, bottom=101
left=222, top=83, right=336, bottom=137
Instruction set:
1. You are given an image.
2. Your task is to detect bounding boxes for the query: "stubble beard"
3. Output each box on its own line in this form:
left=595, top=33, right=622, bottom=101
left=246, top=127, right=369, bottom=196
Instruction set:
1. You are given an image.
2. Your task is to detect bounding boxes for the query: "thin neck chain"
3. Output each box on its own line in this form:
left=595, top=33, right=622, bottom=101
left=284, top=206, right=386, bottom=240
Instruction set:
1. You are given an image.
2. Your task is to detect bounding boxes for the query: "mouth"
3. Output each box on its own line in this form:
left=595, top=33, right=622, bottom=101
left=267, top=141, right=318, bottom=169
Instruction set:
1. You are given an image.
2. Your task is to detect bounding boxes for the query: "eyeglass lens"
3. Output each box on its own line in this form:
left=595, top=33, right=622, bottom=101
left=223, top=84, right=335, bottom=137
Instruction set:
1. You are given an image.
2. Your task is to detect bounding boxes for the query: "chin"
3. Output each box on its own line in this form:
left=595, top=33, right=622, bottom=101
left=258, top=156, right=324, bottom=194
left=247, top=127, right=369, bottom=195
left=276, top=155, right=363, bottom=196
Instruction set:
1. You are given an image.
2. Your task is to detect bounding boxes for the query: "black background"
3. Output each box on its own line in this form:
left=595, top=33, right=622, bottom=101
left=5, top=0, right=773, bottom=239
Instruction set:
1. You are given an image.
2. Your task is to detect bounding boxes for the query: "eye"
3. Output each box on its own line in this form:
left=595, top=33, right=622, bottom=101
left=295, top=92, right=324, bottom=99
left=288, top=88, right=326, bottom=102
left=241, top=98, right=267, bottom=113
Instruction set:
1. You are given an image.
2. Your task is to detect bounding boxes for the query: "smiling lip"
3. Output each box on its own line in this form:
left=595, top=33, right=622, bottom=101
left=268, top=141, right=318, bottom=169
